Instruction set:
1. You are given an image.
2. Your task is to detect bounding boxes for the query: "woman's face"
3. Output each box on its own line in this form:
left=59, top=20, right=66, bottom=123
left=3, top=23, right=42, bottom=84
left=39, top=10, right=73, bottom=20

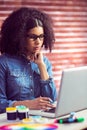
left=26, top=26, right=44, bottom=55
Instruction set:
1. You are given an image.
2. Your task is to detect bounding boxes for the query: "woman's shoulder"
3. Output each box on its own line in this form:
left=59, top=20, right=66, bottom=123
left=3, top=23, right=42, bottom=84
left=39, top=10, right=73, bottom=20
left=43, top=55, right=49, bottom=61
left=43, top=55, right=51, bottom=65
left=0, top=54, right=9, bottom=65
left=0, top=54, right=7, bottom=60
left=0, top=53, right=15, bottom=63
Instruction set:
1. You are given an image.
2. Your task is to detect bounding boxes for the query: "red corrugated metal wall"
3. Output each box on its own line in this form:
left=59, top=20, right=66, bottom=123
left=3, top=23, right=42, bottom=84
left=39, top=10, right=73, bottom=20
left=0, top=0, right=87, bottom=90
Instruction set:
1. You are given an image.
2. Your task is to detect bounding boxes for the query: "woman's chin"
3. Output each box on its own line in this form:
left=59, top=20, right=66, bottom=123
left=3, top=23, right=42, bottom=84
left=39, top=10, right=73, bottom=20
left=34, top=50, right=40, bottom=53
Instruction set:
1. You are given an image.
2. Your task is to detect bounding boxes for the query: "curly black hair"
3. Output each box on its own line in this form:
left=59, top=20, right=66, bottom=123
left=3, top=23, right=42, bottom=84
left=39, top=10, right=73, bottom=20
left=0, top=7, right=55, bottom=55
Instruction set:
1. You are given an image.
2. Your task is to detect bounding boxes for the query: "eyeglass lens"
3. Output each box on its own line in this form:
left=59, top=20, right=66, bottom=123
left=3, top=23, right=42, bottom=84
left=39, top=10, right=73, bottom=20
left=27, top=34, right=44, bottom=41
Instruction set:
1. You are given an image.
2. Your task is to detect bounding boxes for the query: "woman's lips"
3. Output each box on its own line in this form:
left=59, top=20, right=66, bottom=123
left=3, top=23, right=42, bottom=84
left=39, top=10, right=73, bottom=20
left=34, top=47, right=41, bottom=51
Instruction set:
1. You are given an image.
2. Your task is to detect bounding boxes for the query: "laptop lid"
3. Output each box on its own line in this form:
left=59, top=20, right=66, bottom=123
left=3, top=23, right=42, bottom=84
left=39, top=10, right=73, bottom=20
left=29, top=66, right=87, bottom=118
left=55, top=66, right=87, bottom=118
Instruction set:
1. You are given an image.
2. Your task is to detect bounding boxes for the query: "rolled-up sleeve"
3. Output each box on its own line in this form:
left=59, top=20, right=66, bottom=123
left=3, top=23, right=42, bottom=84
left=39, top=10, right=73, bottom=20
left=40, top=57, right=57, bottom=101
left=0, top=60, right=15, bottom=113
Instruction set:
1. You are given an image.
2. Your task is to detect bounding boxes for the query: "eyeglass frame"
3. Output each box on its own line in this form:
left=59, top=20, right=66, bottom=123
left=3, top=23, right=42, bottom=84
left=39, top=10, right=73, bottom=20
left=26, top=34, right=45, bottom=41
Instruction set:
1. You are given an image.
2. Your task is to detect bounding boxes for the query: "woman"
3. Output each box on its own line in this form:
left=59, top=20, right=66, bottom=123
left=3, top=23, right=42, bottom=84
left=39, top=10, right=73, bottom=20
left=0, top=7, right=57, bottom=113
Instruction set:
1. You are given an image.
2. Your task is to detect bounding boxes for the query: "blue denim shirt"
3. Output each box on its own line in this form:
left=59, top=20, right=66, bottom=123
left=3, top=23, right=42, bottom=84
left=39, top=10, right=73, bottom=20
left=0, top=54, right=57, bottom=113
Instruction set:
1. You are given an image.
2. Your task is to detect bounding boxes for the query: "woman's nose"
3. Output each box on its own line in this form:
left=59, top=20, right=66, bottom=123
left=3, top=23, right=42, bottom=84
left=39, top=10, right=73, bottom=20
left=35, top=38, right=42, bottom=44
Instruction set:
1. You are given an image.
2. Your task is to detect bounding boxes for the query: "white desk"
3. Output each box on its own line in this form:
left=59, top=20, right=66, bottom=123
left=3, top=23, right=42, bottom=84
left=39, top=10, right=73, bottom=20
left=0, top=109, right=87, bottom=130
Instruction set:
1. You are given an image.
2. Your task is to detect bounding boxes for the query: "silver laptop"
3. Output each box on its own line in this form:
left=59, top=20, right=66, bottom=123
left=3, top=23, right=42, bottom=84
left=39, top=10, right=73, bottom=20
left=29, top=66, right=87, bottom=118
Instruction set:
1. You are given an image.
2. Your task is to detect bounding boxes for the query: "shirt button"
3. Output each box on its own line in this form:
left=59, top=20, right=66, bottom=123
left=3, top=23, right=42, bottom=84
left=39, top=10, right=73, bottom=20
left=30, top=76, right=32, bottom=79
left=31, top=88, right=33, bottom=92
left=28, top=62, right=30, bottom=64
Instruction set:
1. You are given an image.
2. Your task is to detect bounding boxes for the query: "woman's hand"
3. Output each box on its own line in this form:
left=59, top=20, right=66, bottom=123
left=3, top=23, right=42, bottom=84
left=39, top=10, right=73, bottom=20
left=34, top=52, right=44, bottom=65
left=28, top=52, right=44, bottom=65
left=24, top=97, right=55, bottom=110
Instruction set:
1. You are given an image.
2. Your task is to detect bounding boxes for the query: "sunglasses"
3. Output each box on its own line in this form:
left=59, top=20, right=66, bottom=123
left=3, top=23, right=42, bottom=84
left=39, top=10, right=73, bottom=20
left=27, top=34, right=44, bottom=41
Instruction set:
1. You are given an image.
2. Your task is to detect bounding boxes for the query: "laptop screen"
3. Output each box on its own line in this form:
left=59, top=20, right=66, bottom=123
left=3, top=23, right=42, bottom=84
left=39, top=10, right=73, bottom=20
left=55, top=66, right=87, bottom=117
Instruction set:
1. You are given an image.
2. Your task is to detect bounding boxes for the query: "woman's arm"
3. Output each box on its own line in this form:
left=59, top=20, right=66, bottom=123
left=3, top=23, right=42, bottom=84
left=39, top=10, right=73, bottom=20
left=34, top=52, right=57, bottom=101
left=12, top=96, right=55, bottom=110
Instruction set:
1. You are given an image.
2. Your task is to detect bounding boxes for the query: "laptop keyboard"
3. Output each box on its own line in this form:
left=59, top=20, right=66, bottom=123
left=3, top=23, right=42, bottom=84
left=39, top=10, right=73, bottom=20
left=44, top=108, right=55, bottom=113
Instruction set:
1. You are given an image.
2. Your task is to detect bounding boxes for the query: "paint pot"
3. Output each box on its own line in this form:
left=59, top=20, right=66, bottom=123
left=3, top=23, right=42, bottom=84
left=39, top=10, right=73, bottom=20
left=22, top=117, right=34, bottom=124
left=17, top=107, right=29, bottom=120
left=6, top=107, right=17, bottom=120
left=34, top=116, right=49, bottom=124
